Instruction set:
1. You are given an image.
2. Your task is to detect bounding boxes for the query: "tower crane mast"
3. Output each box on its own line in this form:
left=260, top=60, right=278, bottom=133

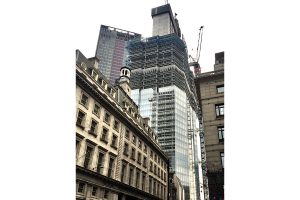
left=189, top=26, right=204, bottom=75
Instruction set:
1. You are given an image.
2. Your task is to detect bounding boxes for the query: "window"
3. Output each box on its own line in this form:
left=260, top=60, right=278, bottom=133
left=123, top=142, right=129, bottom=156
left=80, top=93, right=89, bottom=107
left=107, top=157, right=115, bottom=178
left=121, top=163, right=127, bottom=183
left=77, top=182, right=85, bottom=193
left=150, top=150, right=153, bottom=158
left=221, top=152, right=224, bottom=168
left=154, top=154, right=157, bottom=162
left=104, top=112, right=110, bottom=124
left=89, top=119, right=98, bottom=135
left=218, top=126, right=224, bottom=142
left=76, top=110, right=86, bottom=127
left=136, top=170, right=140, bottom=188
left=129, top=167, right=133, bottom=185
left=143, top=156, right=147, bottom=167
left=104, top=190, right=109, bottom=198
left=93, top=104, right=100, bottom=116
left=138, top=140, right=142, bottom=149
left=111, top=135, right=118, bottom=148
left=153, top=181, right=156, bottom=195
left=91, top=186, right=97, bottom=196
left=76, top=139, right=81, bottom=159
left=143, top=144, right=147, bottom=153
left=125, top=129, right=130, bottom=139
left=132, top=134, right=136, bottom=144
left=149, top=177, right=152, bottom=194
left=100, top=127, right=108, bottom=143
left=131, top=147, right=136, bottom=160
left=96, top=151, right=105, bottom=174
left=215, top=104, right=224, bottom=117
left=137, top=152, right=141, bottom=164
left=113, top=120, right=119, bottom=131
left=84, top=146, right=93, bottom=168
left=150, top=161, right=153, bottom=172
left=142, top=173, right=146, bottom=191
left=216, top=84, right=224, bottom=93
left=154, top=165, right=157, bottom=175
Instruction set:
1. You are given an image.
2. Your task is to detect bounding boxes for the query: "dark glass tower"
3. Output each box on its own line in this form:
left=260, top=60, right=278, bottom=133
left=95, top=25, right=141, bottom=83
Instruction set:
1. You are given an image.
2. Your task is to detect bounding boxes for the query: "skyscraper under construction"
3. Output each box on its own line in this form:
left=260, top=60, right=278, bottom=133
left=128, top=4, right=203, bottom=200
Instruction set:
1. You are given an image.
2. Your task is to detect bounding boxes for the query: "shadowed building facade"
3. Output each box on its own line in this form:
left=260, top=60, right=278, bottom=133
left=194, top=52, right=224, bottom=200
left=76, top=50, right=169, bottom=200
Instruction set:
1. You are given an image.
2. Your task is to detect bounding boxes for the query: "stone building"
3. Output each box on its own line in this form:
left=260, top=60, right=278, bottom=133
left=194, top=52, right=224, bottom=200
left=76, top=49, right=169, bottom=200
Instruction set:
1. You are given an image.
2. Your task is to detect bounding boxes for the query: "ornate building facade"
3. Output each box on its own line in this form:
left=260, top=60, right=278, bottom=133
left=76, top=49, right=169, bottom=200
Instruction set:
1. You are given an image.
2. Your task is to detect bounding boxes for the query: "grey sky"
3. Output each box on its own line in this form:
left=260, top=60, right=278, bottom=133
left=76, top=0, right=225, bottom=72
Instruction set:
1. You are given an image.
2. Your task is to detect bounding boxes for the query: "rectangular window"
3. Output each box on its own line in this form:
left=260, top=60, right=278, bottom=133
left=113, top=120, right=119, bottom=131
left=143, top=156, right=147, bottom=167
left=101, top=127, right=108, bottom=143
left=123, top=142, right=129, bottom=156
left=132, top=134, right=136, bottom=144
left=96, top=151, right=104, bottom=174
left=150, top=161, right=153, bottom=172
left=77, top=182, right=85, bottom=193
left=216, top=84, right=224, bottom=93
left=142, top=173, right=146, bottom=191
left=131, top=148, right=136, bottom=160
left=107, top=157, right=115, bottom=178
left=154, top=165, right=157, bottom=175
left=84, top=146, right=93, bottom=168
left=104, top=112, right=110, bottom=124
left=76, top=110, right=86, bottom=127
left=221, top=152, right=224, bottom=168
left=138, top=140, right=142, bottom=149
left=89, top=119, right=98, bottom=135
left=80, top=93, right=89, bottom=107
left=143, top=144, right=147, bottom=153
left=215, top=104, right=224, bottom=117
left=111, top=135, right=118, bottom=148
left=104, top=190, right=109, bottom=198
left=136, top=171, right=140, bottom=188
left=150, top=150, right=153, bottom=158
left=121, top=163, right=127, bottom=183
left=93, top=104, right=100, bottom=116
left=218, top=126, right=224, bottom=142
left=137, top=152, right=141, bottom=164
left=125, top=129, right=130, bottom=139
left=129, top=168, right=133, bottom=185
left=91, top=186, right=97, bottom=196
left=149, top=177, right=152, bottom=194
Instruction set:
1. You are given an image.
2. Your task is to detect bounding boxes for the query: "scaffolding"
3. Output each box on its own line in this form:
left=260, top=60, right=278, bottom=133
left=127, top=33, right=203, bottom=200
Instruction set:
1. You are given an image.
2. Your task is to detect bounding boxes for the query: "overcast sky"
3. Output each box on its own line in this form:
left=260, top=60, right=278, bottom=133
left=76, top=0, right=225, bottom=72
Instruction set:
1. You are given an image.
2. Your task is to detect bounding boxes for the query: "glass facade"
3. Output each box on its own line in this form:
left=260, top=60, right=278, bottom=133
left=128, top=33, right=202, bottom=200
left=95, top=25, right=141, bottom=83
left=132, top=85, right=198, bottom=192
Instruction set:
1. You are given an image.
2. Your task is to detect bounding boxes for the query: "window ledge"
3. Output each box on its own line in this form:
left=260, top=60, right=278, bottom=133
left=88, top=130, right=98, bottom=137
left=100, top=138, right=108, bottom=144
left=111, top=145, right=118, bottom=150
left=76, top=123, right=85, bottom=129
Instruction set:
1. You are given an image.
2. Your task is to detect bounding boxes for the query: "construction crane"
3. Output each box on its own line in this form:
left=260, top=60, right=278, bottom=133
left=189, top=26, right=204, bottom=75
